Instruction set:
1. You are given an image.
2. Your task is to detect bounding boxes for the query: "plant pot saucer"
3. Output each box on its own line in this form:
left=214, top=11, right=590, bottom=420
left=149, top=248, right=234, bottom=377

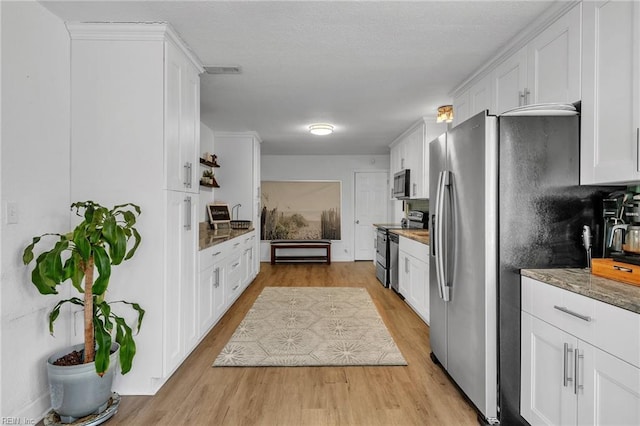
left=44, top=392, right=120, bottom=426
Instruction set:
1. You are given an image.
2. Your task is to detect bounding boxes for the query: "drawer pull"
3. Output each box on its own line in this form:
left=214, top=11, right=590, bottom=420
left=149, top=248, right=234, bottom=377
left=212, top=251, right=222, bottom=257
left=613, top=265, right=633, bottom=273
left=554, top=305, right=592, bottom=322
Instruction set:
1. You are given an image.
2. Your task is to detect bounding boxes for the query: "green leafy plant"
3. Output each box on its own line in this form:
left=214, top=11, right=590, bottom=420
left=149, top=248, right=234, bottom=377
left=23, top=201, right=145, bottom=376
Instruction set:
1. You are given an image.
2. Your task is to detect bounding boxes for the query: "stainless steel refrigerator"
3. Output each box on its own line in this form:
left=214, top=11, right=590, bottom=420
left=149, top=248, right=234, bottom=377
left=429, top=110, right=616, bottom=425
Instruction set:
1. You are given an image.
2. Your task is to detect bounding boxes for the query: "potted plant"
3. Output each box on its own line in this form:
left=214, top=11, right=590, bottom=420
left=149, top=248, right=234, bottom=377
left=22, top=201, right=145, bottom=423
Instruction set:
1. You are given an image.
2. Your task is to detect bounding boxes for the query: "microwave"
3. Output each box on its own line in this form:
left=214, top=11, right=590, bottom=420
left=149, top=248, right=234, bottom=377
left=393, top=169, right=410, bottom=199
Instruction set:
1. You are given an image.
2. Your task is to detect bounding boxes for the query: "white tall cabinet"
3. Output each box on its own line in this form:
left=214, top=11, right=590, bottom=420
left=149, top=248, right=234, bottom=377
left=213, top=132, right=262, bottom=274
left=67, top=23, right=204, bottom=394
left=580, top=0, right=640, bottom=185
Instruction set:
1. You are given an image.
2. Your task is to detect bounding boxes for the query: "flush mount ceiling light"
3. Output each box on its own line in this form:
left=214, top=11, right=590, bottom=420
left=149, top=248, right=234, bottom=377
left=436, top=105, right=454, bottom=123
left=308, top=123, right=334, bottom=136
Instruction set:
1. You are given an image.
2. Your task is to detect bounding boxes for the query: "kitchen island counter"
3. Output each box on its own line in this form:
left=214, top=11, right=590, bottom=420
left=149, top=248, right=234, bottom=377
left=521, top=268, right=640, bottom=314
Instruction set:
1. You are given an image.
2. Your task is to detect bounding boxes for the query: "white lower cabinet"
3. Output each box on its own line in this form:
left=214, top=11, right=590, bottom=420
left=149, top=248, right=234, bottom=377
left=521, top=277, right=640, bottom=426
left=398, top=236, right=430, bottom=324
left=198, top=230, right=258, bottom=337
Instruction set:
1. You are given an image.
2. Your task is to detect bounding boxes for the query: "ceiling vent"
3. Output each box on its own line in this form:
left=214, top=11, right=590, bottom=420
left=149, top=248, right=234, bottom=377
left=204, top=66, right=242, bottom=75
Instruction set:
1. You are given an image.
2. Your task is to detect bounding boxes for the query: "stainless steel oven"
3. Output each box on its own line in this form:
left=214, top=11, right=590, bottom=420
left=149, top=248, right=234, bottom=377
left=375, top=228, right=388, bottom=286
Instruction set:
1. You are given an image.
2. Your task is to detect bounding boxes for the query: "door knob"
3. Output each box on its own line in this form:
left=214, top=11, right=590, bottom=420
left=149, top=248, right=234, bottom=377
left=356, top=220, right=360, bottom=224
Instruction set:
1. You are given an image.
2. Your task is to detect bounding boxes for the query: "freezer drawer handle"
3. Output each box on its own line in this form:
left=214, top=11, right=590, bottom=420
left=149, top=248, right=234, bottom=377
left=613, top=265, right=633, bottom=273
left=554, top=305, right=592, bottom=322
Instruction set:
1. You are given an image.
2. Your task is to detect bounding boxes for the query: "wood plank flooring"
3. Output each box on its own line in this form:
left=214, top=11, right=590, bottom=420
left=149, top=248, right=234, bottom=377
left=108, top=262, right=477, bottom=425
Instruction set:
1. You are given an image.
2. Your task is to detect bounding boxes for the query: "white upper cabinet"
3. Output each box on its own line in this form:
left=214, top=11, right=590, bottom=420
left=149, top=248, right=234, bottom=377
left=452, top=90, right=471, bottom=127
left=581, top=0, right=640, bottom=185
left=527, top=4, right=581, bottom=105
left=492, top=46, right=529, bottom=113
left=389, top=118, right=445, bottom=199
left=453, top=75, right=491, bottom=126
left=165, top=41, right=201, bottom=193
left=452, top=3, right=581, bottom=119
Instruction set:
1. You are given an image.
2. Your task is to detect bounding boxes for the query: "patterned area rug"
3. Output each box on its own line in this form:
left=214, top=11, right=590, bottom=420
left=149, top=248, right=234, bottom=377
left=213, top=287, right=407, bottom=367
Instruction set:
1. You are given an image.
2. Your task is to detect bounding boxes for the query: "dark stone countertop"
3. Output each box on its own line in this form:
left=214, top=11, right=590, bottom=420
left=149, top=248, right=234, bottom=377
left=199, top=222, right=255, bottom=251
left=389, top=229, right=430, bottom=246
left=521, top=268, right=640, bottom=314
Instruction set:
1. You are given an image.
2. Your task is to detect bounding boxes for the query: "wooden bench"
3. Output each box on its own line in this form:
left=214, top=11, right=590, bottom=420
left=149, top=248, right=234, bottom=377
left=270, top=240, right=332, bottom=265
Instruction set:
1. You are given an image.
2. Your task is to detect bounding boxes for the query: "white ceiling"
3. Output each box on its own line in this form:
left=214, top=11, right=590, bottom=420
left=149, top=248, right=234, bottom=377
left=41, top=0, right=555, bottom=155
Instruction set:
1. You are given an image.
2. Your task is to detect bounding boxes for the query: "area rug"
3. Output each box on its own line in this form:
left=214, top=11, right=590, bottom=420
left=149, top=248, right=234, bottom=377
left=213, top=287, right=407, bottom=367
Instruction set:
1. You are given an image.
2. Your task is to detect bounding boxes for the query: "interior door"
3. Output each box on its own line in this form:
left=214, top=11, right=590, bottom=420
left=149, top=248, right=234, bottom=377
left=354, top=171, right=389, bottom=260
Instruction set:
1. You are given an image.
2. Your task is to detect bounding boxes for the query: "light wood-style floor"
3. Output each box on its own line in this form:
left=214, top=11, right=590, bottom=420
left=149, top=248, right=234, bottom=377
left=109, top=262, right=477, bottom=425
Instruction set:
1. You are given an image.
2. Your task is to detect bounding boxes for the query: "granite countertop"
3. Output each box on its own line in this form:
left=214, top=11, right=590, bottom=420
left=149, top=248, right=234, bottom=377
left=521, top=268, right=640, bottom=314
left=389, top=229, right=430, bottom=245
left=199, top=222, right=255, bottom=251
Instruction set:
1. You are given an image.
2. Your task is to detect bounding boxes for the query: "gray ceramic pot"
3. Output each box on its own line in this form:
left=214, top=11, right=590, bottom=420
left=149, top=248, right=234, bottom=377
left=46, top=343, right=119, bottom=424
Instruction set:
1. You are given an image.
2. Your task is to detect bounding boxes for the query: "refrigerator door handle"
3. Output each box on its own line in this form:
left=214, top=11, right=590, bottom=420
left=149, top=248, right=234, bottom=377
left=441, top=171, right=451, bottom=302
left=433, top=171, right=444, bottom=299
left=436, top=171, right=448, bottom=301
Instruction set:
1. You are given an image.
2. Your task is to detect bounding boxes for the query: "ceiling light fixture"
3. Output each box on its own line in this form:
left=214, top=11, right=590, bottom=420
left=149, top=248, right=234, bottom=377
left=308, top=123, right=334, bottom=136
left=436, top=105, right=454, bottom=123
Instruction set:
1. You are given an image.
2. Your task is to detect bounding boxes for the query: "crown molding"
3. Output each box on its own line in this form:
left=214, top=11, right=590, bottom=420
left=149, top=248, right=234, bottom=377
left=66, top=22, right=204, bottom=73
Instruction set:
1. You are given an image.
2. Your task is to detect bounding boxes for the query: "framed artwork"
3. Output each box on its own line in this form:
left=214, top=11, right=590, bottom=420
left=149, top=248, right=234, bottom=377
left=260, top=180, right=341, bottom=240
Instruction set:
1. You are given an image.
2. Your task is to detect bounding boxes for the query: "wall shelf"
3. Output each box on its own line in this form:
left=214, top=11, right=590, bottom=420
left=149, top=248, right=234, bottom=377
left=200, top=158, right=220, bottom=168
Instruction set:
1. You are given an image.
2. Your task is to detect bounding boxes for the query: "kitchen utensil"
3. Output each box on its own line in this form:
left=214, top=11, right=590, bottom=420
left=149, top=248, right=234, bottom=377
left=582, top=225, right=592, bottom=268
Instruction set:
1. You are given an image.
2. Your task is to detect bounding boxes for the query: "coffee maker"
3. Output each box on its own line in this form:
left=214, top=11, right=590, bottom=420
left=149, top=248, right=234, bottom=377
left=602, top=198, right=624, bottom=257
left=611, top=197, right=640, bottom=265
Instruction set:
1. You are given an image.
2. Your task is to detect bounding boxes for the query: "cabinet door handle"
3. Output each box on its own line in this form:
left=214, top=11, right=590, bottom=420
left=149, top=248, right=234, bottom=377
left=412, top=183, right=417, bottom=196
left=232, top=284, right=239, bottom=291
left=232, top=262, right=240, bottom=268
left=553, top=305, right=592, bottom=322
left=405, top=257, right=409, bottom=274
left=233, top=243, right=240, bottom=248
left=184, top=196, right=192, bottom=230
left=524, top=88, right=530, bottom=105
left=574, top=349, right=584, bottom=394
left=213, top=267, right=220, bottom=288
left=184, top=162, right=193, bottom=188
left=563, top=343, right=574, bottom=387
left=519, top=91, right=525, bottom=107
left=401, top=158, right=405, bottom=169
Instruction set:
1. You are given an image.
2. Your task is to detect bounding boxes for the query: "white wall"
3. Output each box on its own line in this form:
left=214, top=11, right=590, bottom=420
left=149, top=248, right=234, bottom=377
left=1, top=1, right=72, bottom=420
left=260, top=154, right=390, bottom=262
left=199, top=122, right=215, bottom=222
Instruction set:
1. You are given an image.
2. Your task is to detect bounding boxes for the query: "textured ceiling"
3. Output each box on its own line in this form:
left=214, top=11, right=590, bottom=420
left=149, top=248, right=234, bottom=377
left=41, top=1, right=555, bottom=155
